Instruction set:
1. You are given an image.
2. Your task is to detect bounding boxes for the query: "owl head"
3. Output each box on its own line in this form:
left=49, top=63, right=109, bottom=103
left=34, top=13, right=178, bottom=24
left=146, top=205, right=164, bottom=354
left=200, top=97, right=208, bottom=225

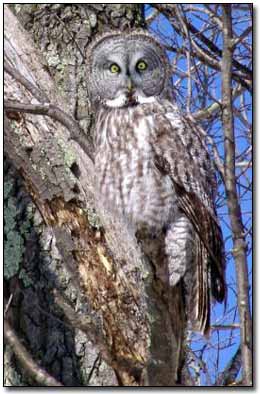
left=86, top=30, right=172, bottom=108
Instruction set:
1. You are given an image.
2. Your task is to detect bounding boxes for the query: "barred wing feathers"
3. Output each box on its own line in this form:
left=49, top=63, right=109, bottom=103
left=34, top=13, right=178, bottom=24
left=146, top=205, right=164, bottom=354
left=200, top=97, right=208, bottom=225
left=154, top=107, right=226, bottom=333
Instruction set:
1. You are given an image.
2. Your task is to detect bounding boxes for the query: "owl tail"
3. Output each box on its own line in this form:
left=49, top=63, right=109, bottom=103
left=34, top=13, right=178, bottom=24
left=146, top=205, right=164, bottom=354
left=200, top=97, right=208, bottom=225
left=186, top=235, right=210, bottom=335
left=209, top=218, right=227, bottom=305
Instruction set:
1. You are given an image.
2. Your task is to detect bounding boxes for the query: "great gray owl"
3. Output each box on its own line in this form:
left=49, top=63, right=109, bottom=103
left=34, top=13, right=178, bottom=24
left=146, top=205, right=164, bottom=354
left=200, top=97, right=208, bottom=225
left=86, top=30, right=226, bottom=334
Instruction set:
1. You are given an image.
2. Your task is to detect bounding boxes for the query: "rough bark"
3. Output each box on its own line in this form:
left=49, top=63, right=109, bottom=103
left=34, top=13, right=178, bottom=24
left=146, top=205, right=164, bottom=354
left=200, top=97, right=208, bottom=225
left=222, top=5, right=252, bottom=386
left=4, top=5, right=183, bottom=386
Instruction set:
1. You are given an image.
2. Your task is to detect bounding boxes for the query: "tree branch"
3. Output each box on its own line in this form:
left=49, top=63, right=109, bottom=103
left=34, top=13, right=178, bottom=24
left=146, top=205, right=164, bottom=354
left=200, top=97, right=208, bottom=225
left=222, top=5, right=252, bottom=385
left=4, top=319, right=63, bottom=387
left=4, top=99, right=94, bottom=160
left=154, top=4, right=252, bottom=92
left=4, top=61, right=49, bottom=103
left=215, top=347, right=241, bottom=386
left=4, top=6, right=184, bottom=386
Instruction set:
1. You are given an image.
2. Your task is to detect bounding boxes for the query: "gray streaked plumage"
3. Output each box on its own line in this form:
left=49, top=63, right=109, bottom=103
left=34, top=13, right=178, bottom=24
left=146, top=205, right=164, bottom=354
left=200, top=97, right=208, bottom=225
left=86, top=30, right=226, bottom=334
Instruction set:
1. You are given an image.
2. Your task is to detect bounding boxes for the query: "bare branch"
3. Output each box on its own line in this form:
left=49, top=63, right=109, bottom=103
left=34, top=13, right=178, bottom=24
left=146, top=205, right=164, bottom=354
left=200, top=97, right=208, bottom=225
left=222, top=5, right=252, bottom=385
left=211, top=324, right=240, bottom=331
left=157, top=3, right=252, bottom=79
left=215, top=347, right=241, bottom=386
left=145, top=8, right=159, bottom=25
left=153, top=4, right=252, bottom=91
left=4, top=319, right=63, bottom=386
left=4, top=100, right=94, bottom=161
left=232, top=26, right=252, bottom=48
left=4, top=61, right=49, bottom=103
left=193, top=85, right=245, bottom=121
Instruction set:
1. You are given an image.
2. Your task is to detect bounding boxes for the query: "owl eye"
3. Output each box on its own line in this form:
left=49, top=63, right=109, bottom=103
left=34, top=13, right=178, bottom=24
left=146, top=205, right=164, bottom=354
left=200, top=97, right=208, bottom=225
left=109, top=63, right=121, bottom=74
left=136, top=60, right=148, bottom=71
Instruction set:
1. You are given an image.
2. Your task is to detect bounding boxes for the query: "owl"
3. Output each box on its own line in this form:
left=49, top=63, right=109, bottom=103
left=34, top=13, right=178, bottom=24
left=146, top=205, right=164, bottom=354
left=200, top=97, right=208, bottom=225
left=86, top=30, right=226, bottom=334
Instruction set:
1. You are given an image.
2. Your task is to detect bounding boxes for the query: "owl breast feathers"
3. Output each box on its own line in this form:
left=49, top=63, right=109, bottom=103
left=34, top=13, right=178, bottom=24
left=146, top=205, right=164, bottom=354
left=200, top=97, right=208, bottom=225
left=87, top=31, right=226, bottom=334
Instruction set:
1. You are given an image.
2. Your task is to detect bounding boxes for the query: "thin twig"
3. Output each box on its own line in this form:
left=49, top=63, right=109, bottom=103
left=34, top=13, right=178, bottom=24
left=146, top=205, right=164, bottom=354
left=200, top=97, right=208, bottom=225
left=222, top=5, right=252, bottom=385
left=215, top=347, right=242, bottom=386
left=86, top=354, right=101, bottom=385
left=211, top=324, right=240, bottom=331
left=4, top=294, right=13, bottom=317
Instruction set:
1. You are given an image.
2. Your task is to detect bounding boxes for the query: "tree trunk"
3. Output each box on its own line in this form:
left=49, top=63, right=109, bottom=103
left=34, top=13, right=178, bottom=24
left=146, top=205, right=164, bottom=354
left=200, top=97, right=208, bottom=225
left=4, top=5, right=183, bottom=386
left=222, top=5, right=252, bottom=386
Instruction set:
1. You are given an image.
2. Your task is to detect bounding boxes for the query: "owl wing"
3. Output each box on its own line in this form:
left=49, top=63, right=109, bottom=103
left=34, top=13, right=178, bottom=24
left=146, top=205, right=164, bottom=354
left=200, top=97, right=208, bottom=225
left=153, top=107, right=226, bottom=333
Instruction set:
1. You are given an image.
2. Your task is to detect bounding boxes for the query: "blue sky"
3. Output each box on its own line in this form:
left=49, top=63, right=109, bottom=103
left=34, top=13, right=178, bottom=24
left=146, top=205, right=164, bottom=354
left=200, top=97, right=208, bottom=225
left=144, top=4, right=252, bottom=385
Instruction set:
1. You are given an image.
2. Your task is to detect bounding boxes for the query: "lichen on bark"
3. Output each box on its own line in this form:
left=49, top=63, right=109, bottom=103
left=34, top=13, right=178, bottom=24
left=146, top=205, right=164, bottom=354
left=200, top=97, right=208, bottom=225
left=4, top=4, right=145, bottom=386
left=4, top=4, right=184, bottom=387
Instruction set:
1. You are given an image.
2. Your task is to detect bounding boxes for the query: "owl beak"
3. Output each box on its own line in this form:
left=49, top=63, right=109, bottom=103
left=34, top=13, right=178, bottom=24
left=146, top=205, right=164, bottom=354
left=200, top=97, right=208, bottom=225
left=127, top=79, right=133, bottom=93
left=126, top=79, right=137, bottom=106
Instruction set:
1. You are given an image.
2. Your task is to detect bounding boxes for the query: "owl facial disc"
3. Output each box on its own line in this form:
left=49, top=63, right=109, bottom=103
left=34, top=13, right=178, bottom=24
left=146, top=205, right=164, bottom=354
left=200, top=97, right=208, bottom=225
left=86, top=31, right=171, bottom=108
